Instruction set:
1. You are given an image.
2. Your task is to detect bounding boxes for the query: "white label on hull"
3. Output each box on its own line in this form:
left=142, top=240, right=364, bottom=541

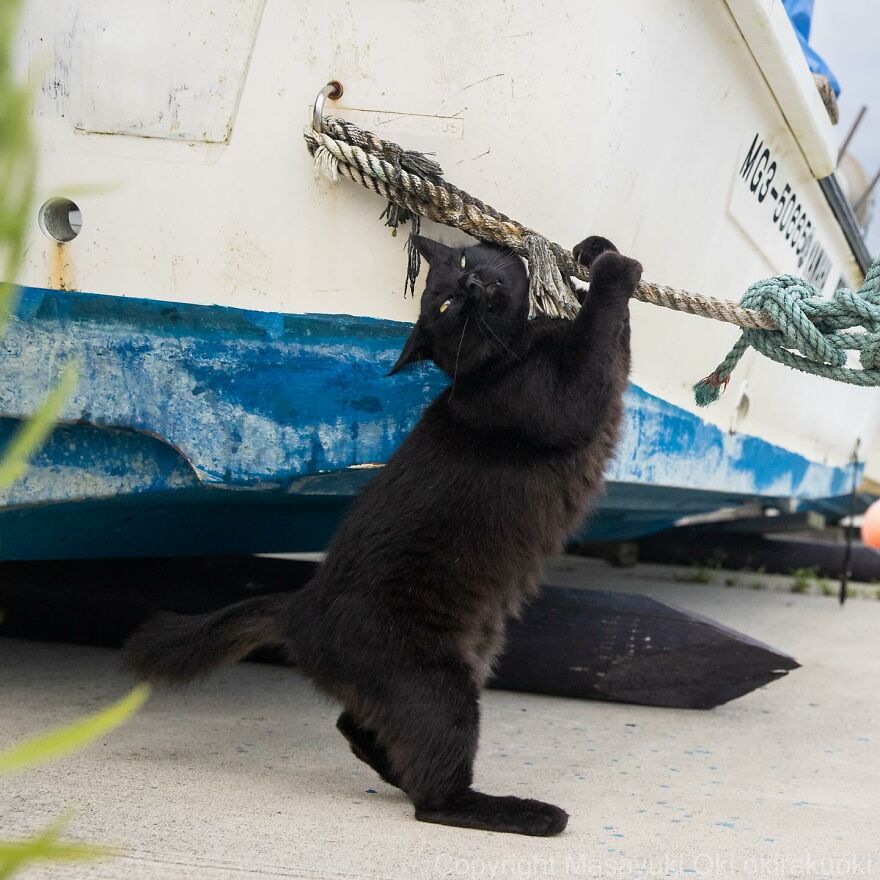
left=336, top=108, right=464, bottom=141
left=728, top=131, right=837, bottom=293
left=58, top=0, right=266, bottom=143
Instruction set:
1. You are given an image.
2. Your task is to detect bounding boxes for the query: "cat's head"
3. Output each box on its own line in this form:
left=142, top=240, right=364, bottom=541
left=389, top=236, right=529, bottom=378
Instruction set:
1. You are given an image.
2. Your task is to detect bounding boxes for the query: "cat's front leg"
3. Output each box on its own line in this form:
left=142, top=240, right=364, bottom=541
left=571, top=236, right=641, bottom=332
left=539, top=237, right=638, bottom=440
left=560, top=236, right=639, bottom=376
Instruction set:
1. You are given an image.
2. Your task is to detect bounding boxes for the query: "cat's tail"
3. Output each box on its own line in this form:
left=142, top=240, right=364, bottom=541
left=123, top=594, right=292, bottom=685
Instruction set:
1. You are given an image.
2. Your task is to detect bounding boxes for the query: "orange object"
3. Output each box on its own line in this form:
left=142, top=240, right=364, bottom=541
left=861, top=499, right=880, bottom=549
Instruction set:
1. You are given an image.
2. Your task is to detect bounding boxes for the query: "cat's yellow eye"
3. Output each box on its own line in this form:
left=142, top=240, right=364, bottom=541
left=439, top=298, right=452, bottom=314
left=460, top=254, right=466, bottom=269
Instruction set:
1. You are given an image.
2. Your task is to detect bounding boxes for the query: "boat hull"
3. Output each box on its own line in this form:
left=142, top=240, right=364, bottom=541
left=0, top=286, right=854, bottom=560
left=3, top=0, right=877, bottom=558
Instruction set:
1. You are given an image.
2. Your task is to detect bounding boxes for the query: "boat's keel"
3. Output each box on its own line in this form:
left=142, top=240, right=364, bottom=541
left=0, top=556, right=797, bottom=709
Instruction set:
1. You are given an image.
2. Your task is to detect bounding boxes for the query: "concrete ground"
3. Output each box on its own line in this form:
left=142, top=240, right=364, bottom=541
left=1, top=557, right=878, bottom=879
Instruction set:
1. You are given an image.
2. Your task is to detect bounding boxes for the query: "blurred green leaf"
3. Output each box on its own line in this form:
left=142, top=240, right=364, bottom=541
left=0, top=817, right=117, bottom=879
left=0, top=0, right=37, bottom=333
left=0, top=684, right=151, bottom=775
left=0, top=364, right=78, bottom=490
left=0, top=4, right=133, bottom=876
left=0, top=0, right=80, bottom=499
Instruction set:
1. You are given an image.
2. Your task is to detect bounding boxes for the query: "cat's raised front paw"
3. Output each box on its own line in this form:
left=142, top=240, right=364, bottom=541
left=572, top=235, right=618, bottom=270
left=589, top=250, right=643, bottom=296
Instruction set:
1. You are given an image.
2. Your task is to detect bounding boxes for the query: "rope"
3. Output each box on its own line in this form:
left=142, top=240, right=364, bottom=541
left=303, top=114, right=880, bottom=405
left=694, top=262, right=880, bottom=404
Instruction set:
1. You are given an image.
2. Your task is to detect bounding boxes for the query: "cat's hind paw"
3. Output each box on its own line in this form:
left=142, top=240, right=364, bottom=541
left=415, top=789, right=569, bottom=836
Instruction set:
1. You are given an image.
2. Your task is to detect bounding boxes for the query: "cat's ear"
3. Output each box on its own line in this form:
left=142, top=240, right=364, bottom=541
left=411, top=235, right=453, bottom=265
left=388, top=320, right=431, bottom=375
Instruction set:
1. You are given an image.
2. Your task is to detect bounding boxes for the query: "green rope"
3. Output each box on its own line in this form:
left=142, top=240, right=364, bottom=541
left=693, top=259, right=880, bottom=406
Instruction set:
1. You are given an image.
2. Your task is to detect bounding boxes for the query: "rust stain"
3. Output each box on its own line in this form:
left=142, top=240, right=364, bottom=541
left=49, top=242, right=75, bottom=291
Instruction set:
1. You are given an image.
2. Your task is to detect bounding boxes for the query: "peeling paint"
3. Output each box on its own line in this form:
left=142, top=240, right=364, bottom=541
left=0, top=418, right=196, bottom=506
left=0, top=286, right=440, bottom=488
left=608, top=386, right=851, bottom=501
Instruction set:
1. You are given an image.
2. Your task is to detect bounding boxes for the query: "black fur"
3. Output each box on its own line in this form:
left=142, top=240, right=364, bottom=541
left=124, top=595, right=289, bottom=684
left=125, top=234, right=641, bottom=837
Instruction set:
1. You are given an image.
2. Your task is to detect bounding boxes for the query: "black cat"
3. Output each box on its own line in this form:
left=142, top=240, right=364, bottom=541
left=125, top=234, right=641, bottom=836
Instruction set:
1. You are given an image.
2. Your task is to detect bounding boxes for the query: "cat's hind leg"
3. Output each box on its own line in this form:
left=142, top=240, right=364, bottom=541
left=336, top=711, right=401, bottom=788
left=378, top=665, right=568, bottom=836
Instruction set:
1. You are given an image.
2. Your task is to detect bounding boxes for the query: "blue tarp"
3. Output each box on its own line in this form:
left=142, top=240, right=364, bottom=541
left=783, top=0, right=841, bottom=95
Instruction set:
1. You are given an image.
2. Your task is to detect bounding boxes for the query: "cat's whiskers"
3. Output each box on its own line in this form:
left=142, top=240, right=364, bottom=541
left=478, top=316, right=520, bottom=361
left=474, top=318, right=511, bottom=363
left=450, top=316, right=469, bottom=398
left=484, top=252, right=517, bottom=273
left=474, top=317, right=494, bottom=349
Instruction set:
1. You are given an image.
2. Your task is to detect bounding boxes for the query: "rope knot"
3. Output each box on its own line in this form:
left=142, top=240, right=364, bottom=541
left=694, top=268, right=880, bottom=405
left=741, top=276, right=847, bottom=367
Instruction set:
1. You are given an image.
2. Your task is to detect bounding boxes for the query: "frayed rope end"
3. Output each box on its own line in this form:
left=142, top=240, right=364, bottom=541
left=312, top=144, right=339, bottom=183
left=523, top=234, right=580, bottom=320
left=693, top=373, right=729, bottom=407
left=403, top=217, right=422, bottom=298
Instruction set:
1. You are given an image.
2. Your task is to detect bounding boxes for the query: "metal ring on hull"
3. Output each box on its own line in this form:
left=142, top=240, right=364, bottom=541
left=312, top=81, right=343, bottom=135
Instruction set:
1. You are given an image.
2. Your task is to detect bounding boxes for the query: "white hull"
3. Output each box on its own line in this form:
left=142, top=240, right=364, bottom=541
left=12, top=0, right=880, bottom=489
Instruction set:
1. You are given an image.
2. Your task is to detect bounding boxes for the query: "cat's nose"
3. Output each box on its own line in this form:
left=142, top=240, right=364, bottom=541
left=462, top=273, right=484, bottom=295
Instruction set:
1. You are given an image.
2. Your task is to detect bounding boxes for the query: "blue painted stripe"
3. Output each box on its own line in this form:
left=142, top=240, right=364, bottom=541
left=612, top=386, right=852, bottom=500
left=0, top=285, right=852, bottom=513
